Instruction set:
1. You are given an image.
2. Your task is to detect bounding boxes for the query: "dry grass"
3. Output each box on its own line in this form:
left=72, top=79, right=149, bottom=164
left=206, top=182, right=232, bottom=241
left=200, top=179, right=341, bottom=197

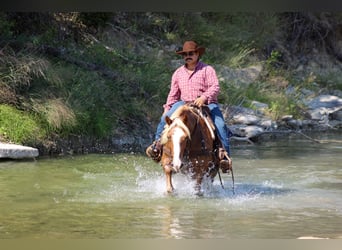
left=31, top=98, right=76, bottom=131
left=0, top=48, right=49, bottom=87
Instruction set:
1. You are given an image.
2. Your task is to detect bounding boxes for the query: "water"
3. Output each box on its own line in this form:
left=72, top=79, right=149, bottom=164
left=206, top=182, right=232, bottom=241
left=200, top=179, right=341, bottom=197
left=0, top=132, right=341, bottom=239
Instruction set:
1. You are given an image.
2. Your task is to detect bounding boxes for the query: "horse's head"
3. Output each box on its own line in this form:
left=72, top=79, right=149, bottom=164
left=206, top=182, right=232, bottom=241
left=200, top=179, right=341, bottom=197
left=160, top=108, right=193, bottom=173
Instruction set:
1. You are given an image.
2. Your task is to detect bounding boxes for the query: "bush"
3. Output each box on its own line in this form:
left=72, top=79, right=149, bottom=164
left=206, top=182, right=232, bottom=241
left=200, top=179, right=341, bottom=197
left=0, top=12, right=14, bottom=40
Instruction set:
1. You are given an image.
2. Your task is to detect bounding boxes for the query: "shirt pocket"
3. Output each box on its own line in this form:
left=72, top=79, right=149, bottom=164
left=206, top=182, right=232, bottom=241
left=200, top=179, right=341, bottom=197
left=190, top=73, right=206, bottom=91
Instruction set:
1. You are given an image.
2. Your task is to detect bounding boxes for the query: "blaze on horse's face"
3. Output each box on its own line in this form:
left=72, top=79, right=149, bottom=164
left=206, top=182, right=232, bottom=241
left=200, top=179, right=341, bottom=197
left=162, top=116, right=191, bottom=173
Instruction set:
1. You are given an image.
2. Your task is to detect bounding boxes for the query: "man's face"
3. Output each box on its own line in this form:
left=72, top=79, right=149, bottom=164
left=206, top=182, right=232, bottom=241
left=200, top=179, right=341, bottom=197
left=182, top=50, right=199, bottom=63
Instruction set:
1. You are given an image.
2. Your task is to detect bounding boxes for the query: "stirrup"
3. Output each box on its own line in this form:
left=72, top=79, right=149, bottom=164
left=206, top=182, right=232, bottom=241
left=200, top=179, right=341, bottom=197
left=146, top=140, right=162, bottom=162
left=218, top=148, right=227, bottom=160
left=218, top=148, right=232, bottom=173
left=220, top=159, right=232, bottom=173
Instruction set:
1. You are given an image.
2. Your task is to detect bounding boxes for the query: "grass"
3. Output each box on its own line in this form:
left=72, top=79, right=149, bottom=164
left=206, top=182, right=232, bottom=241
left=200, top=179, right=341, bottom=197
left=0, top=105, right=44, bottom=145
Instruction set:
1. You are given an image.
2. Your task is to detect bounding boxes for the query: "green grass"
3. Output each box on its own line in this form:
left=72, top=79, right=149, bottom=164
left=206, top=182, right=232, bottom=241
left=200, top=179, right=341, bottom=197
left=0, top=105, right=45, bottom=145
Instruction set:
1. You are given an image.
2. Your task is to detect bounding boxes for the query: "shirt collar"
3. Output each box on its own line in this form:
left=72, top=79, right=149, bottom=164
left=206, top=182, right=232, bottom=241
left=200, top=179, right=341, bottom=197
left=184, top=61, right=202, bottom=71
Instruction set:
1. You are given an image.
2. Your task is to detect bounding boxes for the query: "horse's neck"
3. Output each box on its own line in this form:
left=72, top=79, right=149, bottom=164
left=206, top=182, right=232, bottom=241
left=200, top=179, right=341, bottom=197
left=187, top=106, right=215, bottom=141
left=188, top=113, right=214, bottom=151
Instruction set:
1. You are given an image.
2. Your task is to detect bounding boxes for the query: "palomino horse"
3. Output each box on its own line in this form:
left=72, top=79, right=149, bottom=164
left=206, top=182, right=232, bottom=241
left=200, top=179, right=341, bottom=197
left=159, top=103, right=233, bottom=195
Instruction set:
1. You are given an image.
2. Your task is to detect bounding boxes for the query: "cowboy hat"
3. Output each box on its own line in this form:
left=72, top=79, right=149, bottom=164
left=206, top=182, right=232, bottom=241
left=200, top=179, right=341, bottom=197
left=176, top=41, right=205, bottom=56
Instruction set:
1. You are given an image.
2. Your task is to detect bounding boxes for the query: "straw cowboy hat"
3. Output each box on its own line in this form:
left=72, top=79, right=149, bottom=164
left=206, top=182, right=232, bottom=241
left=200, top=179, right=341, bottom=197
left=176, top=41, right=205, bottom=56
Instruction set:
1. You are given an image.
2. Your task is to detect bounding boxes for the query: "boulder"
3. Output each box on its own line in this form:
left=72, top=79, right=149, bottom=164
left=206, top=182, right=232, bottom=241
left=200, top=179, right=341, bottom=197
left=231, top=113, right=261, bottom=125
left=251, top=101, right=269, bottom=114
left=306, top=95, right=342, bottom=109
left=216, top=64, right=262, bottom=87
left=0, top=143, right=39, bottom=159
left=304, top=95, right=342, bottom=123
left=230, top=124, right=264, bottom=138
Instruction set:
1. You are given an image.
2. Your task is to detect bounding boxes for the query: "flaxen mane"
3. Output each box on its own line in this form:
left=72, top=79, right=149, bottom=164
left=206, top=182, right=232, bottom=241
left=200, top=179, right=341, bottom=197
left=160, top=106, right=191, bottom=145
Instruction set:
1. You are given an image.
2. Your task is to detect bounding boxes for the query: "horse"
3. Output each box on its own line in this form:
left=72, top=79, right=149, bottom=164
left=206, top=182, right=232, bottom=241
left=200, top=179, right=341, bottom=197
left=159, top=103, right=233, bottom=195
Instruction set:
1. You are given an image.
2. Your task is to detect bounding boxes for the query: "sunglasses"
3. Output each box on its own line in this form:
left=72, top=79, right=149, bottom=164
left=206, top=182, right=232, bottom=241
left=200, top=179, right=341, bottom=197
left=182, top=51, right=197, bottom=57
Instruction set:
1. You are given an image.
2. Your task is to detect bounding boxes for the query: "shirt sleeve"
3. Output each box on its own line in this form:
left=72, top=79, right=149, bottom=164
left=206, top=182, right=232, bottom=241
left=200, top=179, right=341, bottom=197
left=201, top=65, right=220, bottom=103
left=163, top=71, right=181, bottom=111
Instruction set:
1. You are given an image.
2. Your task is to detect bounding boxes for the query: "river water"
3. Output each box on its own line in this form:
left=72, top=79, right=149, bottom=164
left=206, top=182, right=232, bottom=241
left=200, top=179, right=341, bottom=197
left=0, top=132, right=341, bottom=239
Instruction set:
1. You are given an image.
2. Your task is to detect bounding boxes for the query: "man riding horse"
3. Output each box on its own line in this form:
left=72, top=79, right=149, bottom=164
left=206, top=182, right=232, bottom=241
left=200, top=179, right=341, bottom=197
left=146, top=40, right=232, bottom=172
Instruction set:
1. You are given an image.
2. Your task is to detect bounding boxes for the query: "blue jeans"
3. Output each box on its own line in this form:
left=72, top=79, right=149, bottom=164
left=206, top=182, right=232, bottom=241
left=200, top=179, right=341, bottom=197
left=155, top=101, right=231, bottom=155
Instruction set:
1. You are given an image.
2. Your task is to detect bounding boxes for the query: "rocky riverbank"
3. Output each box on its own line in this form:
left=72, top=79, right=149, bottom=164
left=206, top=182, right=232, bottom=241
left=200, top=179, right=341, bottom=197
left=87, top=94, right=341, bottom=156
left=40, top=92, right=341, bottom=157
left=5, top=63, right=341, bottom=158
left=223, top=94, right=342, bottom=144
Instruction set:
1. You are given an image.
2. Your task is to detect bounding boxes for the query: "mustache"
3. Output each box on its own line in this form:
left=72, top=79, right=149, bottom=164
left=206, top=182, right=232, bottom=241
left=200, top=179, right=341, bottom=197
left=185, top=57, right=193, bottom=61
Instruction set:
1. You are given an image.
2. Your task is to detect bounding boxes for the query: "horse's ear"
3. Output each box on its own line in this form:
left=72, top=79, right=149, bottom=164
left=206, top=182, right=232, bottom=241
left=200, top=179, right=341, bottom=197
left=165, top=116, right=173, bottom=125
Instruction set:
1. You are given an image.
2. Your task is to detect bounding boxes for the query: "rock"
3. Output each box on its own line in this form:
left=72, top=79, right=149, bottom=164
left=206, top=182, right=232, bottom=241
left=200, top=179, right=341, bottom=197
left=281, top=115, right=293, bottom=121
left=306, top=95, right=342, bottom=109
left=297, top=236, right=329, bottom=239
left=259, top=119, right=275, bottom=129
left=216, top=64, right=262, bottom=87
left=285, top=85, right=296, bottom=96
left=0, top=143, right=39, bottom=159
left=331, top=109, right=342, bottom=121
left=242, top=125, right=264, bottom=138
left=251, top=101, right=269, bottom=114
left=230, top=125, right=264, bottom=138
left=307, top=107, right=331, bottom=121
left=301, top=88, right=315, bottom=97
left=286, top=119, right=302, bottom=129
left=303, top=95, right=342, bottom=126
left=231, top=113, right=261, bottom=125
left=329, top=119, right=342, bottom=128
left=251, top=101, right=269, bottom=110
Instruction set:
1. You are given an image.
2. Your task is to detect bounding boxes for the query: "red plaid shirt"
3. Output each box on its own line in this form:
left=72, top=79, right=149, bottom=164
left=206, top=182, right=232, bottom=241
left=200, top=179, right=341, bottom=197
left=163, top=61, right=220, bottom=111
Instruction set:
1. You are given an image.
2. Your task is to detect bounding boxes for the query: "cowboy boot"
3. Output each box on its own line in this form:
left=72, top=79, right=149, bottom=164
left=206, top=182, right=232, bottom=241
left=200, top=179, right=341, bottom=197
left=146, top=140, right=162, bottom=162
left=218, top=148, right=232, bottom=173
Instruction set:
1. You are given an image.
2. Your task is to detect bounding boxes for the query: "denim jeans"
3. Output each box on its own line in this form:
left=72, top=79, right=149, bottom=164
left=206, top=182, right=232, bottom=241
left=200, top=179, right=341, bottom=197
left=154, top=101, right=231, bottom=154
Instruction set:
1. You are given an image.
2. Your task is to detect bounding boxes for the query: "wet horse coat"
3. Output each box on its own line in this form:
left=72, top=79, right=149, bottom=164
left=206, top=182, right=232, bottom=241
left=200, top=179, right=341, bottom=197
left=160, top=103, right=224, bottom=194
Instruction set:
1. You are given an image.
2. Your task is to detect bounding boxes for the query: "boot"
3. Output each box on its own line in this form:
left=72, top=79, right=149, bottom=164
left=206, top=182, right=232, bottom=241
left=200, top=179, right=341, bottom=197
left=146, top=140, right=162, bottom=162
left=218, top=148, right=232, bottom=173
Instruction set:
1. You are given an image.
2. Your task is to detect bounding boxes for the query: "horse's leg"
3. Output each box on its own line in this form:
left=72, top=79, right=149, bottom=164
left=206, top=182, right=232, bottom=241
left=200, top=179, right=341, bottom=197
left=194, top=175, right=204, bottom=196
left=164, top=165, right=174, bottom=193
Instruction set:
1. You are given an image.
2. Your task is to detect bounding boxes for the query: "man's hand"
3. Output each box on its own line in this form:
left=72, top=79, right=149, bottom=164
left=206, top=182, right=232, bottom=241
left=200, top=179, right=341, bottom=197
left=194, top=96, right=206, bottom=107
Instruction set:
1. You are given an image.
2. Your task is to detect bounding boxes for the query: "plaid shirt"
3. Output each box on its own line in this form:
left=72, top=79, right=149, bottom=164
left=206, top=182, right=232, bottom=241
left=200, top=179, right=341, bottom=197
left=163, top=61, right=220, bottom=111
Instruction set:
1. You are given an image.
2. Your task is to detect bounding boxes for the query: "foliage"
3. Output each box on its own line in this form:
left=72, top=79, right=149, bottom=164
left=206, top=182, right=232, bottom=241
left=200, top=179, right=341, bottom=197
left=0, top=12, right=341, bottom=147
left=30, top=98, right=77, bottom=133
left=0, top=105, right=44, bottom=144
left=77, top=13, right=113, bottom=28
left=220, top=79, right=301, bottom=120
left=316, top=71, right=342, bottom=91
left=0, top=12, right=14, bottom=40
left=280, top=12, right=342, bottom=53
left=0, top=48, right=49, bottom=88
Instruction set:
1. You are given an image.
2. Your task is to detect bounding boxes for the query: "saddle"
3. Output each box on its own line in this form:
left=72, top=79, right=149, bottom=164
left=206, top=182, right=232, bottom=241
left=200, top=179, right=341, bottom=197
left=188, top=103, right=232, bottom=173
